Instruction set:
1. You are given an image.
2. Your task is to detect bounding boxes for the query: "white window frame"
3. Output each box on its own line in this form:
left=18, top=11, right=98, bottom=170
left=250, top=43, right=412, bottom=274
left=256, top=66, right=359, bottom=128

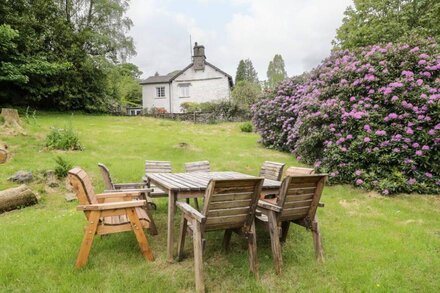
left=155, top=86, right=165, bottom=98
left=179, top=83, right=190, bottom=98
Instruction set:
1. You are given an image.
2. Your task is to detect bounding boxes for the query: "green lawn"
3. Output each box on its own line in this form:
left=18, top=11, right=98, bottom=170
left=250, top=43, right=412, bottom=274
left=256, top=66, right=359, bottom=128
left=1, top=113, right=439, bottom=292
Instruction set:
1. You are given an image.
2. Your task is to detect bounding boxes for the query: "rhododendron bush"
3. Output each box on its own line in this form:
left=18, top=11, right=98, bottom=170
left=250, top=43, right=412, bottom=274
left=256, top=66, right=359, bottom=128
left=253, top=39, right=439, bottom=195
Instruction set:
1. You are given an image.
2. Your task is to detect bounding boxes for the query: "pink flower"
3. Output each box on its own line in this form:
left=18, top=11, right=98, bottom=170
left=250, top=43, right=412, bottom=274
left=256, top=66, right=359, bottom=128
left=407, top=178, right=417, bottom=185
left=355, top=179, right=364, bottom=185
left=425, top=172, right=433, bottom=178
left=422, top=145, right=429, bottom=151
left=406, top=128, right=414, bottom=135
left=415, top=150, right=423, bottom=156
left=355, top=170, right=362, bottom=176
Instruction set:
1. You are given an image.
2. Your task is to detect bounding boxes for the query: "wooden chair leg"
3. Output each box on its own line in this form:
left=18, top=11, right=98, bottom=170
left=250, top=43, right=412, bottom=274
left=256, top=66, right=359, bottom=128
left=247, top=221, right=259, bottom=278
left=193, top=198, right=200, bottom=211
left=268, top=211, right=282, bottom=274
left=222, top=229, right=233, bottom=252
left=192, top=220, right=205, bottom=293
left=144, top=208, right=158, bottom=236
left=280, top=221, right=290, bottom=243
left=312, top=215, right=324, bottom=262
left=126, top=208, right=154, bottom=261
left=75, top=211, right=100, bottom=268
left=177, top=214, right=187, bottom=261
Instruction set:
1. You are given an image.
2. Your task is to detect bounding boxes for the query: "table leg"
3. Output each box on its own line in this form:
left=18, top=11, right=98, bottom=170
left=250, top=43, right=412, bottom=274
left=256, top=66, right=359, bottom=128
left=167, top=190, right=177, bottom=262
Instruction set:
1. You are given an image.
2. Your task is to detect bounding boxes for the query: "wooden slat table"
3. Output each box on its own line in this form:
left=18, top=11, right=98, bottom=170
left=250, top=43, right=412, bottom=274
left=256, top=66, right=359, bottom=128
left=143, top=171, right=281, bottom=262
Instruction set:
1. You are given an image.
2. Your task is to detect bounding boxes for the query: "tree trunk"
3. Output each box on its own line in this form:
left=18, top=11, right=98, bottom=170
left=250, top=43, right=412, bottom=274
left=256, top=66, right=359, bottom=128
left=0, top=185, right=38, bottom=213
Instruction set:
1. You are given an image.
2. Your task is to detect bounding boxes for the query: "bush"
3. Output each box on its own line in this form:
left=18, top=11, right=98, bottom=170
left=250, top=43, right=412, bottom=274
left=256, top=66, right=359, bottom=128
left=46, top=126, right=83, bottom=151
left=54, top=156, right=73, bottom=179
left=181, top=102, right=201, bottom=113
left=240, top=122, right=253, bottom=132
left=253, top=38, right=439, bottom=195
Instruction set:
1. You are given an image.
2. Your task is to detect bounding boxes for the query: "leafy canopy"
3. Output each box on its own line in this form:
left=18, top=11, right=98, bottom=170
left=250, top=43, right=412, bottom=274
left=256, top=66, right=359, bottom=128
left=335, top=0, right=440, bottom=49
left=266, top=54, right=287, bottom=88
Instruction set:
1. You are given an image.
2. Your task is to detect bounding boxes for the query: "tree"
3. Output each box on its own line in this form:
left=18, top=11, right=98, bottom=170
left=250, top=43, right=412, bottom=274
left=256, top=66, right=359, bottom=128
left=0, top=0, right=137, bottom=111
left=235, top=59, right=259, bottom=84
left=266, top=54, right=287, bottom=88
left=231, top=81, right=261, bottom=111
left=334, top=0, right=440, bottom=49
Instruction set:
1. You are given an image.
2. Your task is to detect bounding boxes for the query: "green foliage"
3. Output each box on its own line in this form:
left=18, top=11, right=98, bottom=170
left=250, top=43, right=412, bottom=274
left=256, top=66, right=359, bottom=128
left=235, top=59, right=259, bottom=84
left=23, top=107, right=37, bottom=125
left=54, top=156, right=73, bottom=179
left=335, top=0, right=440, bottom=49
left=45, top=126, right=83, bottom=151
left=266, top=54, right=287, bottom=88
left=0, top=115, right=4, bottom=125
left=180, top=102, right=201, bottom=113
left=231, top=81, right=261, bottom=111
left=240, top=122, right=253, bottom=133
left=0, top=0, right=136, bottom=111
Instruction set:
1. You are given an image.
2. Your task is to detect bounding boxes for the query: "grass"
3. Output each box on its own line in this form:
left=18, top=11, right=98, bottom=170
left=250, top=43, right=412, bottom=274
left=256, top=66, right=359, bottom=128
left=1, top=113, right=440, bottom=292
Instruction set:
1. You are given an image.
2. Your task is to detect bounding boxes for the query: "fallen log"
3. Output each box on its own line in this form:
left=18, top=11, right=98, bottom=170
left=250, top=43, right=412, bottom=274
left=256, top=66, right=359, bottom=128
left=0, top=185, right=38, bottom=213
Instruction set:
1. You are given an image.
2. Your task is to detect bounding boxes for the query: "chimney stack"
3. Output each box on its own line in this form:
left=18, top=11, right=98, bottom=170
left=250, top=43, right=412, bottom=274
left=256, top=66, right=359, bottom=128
left=193, top=42, right=206, bottom=71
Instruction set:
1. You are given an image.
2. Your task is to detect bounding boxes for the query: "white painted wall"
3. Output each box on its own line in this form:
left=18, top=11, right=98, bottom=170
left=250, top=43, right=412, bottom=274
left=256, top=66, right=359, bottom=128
left=142, top=83, right=171, bottom=112
left=142, top=64, right=231, bottom=113
left=171, top=64, right=231, bottom=113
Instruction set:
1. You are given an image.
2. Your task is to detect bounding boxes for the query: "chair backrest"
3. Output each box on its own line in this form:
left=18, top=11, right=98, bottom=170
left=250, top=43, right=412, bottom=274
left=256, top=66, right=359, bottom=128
left=184, top=161, right=210, bottom=173
left=259, top=161, right=285, bottom=181
left=202, top=178, right=263, bottom=232
left=145, top=160, right=172, bottom=175
left=98, top=163, right=114, bottom=190
left=285, top=167, right=315, bottom=176
left=276, top=175, right=326, bottom=222
left=68, top=167, right=98, bottom=205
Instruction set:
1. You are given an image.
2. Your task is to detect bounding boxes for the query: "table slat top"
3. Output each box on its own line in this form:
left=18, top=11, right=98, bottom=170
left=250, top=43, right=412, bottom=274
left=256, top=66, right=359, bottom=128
left=144, top=171, right=280, bottom=192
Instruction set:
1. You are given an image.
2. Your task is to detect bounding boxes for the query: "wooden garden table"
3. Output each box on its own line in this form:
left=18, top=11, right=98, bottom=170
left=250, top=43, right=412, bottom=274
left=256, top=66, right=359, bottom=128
left=143, top=171, right=281, bottom=262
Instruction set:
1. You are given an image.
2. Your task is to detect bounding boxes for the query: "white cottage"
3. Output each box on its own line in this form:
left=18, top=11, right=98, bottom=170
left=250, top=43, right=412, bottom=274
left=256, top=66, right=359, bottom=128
left=140, top=43, right=233, bottom=113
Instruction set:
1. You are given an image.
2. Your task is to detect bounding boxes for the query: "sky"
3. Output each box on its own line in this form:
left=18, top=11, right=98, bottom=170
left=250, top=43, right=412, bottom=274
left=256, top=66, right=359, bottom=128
left=126, top=0, right=353, bottom=80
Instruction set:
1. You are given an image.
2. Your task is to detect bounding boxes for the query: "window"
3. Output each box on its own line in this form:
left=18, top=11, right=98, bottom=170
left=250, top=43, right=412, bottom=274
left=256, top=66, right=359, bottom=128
left=156, top=86, right=165, bottom=98
left=179, top=83, right=190, bottom=98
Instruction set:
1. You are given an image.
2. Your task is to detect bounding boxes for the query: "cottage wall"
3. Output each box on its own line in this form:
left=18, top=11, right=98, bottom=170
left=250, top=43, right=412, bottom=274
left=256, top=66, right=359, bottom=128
left=170, top=64, right=230, bottom=113
left=142, top=83, right=171, bottom=112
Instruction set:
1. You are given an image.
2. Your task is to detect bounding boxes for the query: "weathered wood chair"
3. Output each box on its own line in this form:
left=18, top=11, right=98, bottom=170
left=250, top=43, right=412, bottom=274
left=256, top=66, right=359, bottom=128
left=184, top=161, right=211, bottom=209
left=68, top=167, right=156, bottom=268
left=256, top=174, right=327, bottom=274
left=259, top=161, right=285, bottom=181
left=98, top=163, right=157, bottom=210
left=176, top=178, right=264, bottom=293
left=184, top=160, right=210, bottom=173
left=285, top=166, right=315, bottom=176
left=144, top=160, right=172, bottom=197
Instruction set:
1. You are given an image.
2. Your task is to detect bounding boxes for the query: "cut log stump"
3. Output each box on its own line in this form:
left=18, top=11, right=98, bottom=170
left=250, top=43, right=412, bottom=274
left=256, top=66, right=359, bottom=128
left=0, top=148, right=7, bottom=163
left=0, top=185, right=38, bottom=213
left=1, top=108, right=25, bottom=134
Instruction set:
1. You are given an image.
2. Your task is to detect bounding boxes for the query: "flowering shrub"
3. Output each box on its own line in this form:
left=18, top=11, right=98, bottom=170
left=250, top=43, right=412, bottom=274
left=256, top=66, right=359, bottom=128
left=253, top=38, right=439, bottom=194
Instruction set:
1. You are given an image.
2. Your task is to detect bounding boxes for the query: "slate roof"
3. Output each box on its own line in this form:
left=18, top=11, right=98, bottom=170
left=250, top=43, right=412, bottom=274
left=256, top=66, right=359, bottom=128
left=140, top=62, right=233, bottom=87
left=140, top=70, right=181, bottom=84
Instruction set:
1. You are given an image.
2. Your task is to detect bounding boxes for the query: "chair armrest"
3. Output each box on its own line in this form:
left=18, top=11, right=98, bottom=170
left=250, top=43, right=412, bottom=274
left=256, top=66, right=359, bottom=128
left=176, top=202, right=206, bottom=223
left=77, top=200, right=146, bottom=211
left=114, top=183, right=147, bottom=189
left=318, top=202, right=325, bottom=208
left=95, top=190, right=152, bottom=199
left=257, top=200, right=282, bottom=212
left=101, top=188, right=154, bottom=194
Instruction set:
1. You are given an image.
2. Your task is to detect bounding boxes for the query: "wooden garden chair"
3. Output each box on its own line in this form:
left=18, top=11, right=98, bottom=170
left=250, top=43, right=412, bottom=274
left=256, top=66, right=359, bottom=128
left=176, top=178, right=264, bottom=293
left=259, top=161, right=285, bottom=181
left=184, top=160, right=211, bottom=209
left=256, top=174, right=327, bottom=274
left=68, top=167, right=156, bottom=268
left=285, top=166, right=315, bottom=176
left=98, top=163, right=157, bottom=210
left=144, top=160, right=172, bottom=197
left=184, top=160, right=210, bottom=173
